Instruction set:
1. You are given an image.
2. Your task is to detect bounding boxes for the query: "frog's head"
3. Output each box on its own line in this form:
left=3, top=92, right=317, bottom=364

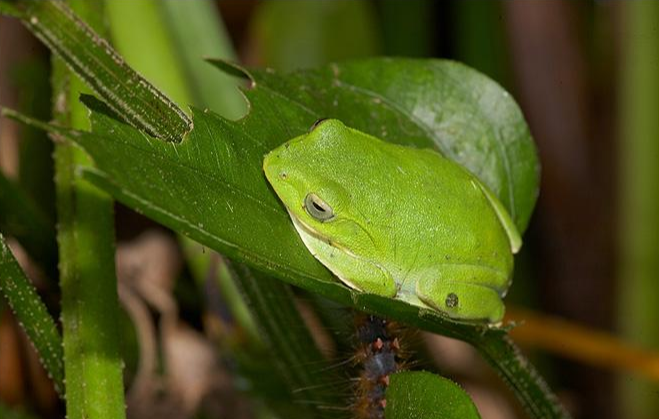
left=263, top=119, right=376, bottom=255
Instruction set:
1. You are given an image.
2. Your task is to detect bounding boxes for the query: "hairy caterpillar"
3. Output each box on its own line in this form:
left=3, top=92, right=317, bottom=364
left=352, top=315, right=410, bottom=419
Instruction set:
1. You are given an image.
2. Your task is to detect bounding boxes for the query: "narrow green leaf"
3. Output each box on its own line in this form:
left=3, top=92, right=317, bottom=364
left=2, top=0, right=191, bottom=142
left=105, top=0, right=190, bottom=110
left=386, top=371, right=481, bottom=419
left=0, top=233, right=64, bottom=394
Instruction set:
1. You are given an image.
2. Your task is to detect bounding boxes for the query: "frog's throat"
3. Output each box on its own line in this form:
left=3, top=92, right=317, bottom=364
left=286, top=209, right=359, bottom=258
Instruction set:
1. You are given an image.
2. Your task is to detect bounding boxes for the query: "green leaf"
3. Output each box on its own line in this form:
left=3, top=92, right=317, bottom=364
left=386, top=371, right=481, bottom=419
left=0, top=233, right=64, bottom=394
left=1, top=57, right=563, bottom=418
left=221, top=59, right=538, bottom=232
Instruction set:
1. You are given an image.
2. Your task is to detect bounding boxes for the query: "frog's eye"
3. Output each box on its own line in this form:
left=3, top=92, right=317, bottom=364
left=309, top=118, right=328, bottom=132
left=304, top=193, right=334, bottom=222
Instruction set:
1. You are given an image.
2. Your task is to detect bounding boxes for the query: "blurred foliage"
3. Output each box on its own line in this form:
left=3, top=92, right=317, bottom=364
left=618, top=1, right=659, bottom=419
left=0, top=234, right=64, bottom=394
left=251, top=0, right=381, bottom=70
left=1, top=1, right=658, bottom=419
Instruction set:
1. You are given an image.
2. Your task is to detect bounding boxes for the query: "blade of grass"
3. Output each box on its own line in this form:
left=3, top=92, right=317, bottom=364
left=0, top=233, right=63, bottom=394
left=52, top=1, right=126, bottom=417
left=2, top=0, right=191, bottom=142
left=618, top=1, right=659, bottom=418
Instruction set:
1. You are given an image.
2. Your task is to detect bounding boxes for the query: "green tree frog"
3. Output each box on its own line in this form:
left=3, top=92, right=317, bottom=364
left=263, top=119, right=521, bottom=323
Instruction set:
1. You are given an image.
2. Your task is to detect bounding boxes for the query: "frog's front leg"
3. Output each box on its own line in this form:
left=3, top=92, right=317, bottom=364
left=293, top=220, right=397, bottom=297
left=336, top=257, right=398, bottom=298
left=415, top=265, right=506, bottom=323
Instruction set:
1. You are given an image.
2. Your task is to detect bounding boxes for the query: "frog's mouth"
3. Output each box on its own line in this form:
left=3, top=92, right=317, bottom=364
left=286, top=209, right=358, bottom=257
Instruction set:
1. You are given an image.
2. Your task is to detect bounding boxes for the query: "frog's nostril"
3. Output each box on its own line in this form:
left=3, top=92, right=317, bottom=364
left=279, top=172, right=288, bottom=180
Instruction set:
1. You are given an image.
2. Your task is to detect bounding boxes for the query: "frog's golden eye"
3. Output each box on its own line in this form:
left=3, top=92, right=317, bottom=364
left=304, top=193, right=334, bottom=222
left=309, top=118, right=328, bottom=132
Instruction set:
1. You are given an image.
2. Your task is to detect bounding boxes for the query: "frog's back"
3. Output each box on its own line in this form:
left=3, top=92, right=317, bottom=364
left=342, top=133, right=513, bottom=281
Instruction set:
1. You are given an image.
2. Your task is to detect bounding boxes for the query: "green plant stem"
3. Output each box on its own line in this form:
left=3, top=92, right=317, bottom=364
left=618, top=1, right=659, bottom=419
left=0, top=233, right=64, bottom=394
left=52, top=1, right=126, bottom=418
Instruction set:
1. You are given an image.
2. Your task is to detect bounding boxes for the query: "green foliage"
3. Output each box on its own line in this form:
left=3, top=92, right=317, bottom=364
left=5, top=0, right=190, bottom=142
left=3, top=56, right=563, bottom=416
left=618, top=1, right=659, bottom=418
left=0, top=402, right=40, bottom=419
left=386, top=371, right=481, bottom=419
left=0, top=233, right=64, bottom=394
left=0, top=1, right=564, bottom=417
left=158, top=0, right=246, bottom=119
left=252, top=0, right=381, bottom=71
left=104, top=2, right=339, bottom=415
left=0, top=171, right=57, bottom=275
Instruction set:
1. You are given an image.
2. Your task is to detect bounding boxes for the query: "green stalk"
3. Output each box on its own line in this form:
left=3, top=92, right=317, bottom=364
left=618, top=2, right=659, bottom=419
left=52, top=1, right=126, bottom=417
left=0, top=233, right=64, bottom=394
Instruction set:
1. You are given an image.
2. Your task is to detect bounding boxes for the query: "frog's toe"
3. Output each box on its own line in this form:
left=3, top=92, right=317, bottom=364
left=416, top=280, right=505, bottom=323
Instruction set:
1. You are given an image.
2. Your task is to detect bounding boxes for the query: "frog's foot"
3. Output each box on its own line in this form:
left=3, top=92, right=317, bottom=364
left=416, top=278, right=505, bottom=323
left=335, top=258, right=397, bottom=298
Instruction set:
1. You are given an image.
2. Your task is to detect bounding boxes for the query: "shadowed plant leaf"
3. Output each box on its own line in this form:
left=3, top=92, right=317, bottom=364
left=386, top=371, right=481, bottom=419
left=0, top=234, right=63, bottom=394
